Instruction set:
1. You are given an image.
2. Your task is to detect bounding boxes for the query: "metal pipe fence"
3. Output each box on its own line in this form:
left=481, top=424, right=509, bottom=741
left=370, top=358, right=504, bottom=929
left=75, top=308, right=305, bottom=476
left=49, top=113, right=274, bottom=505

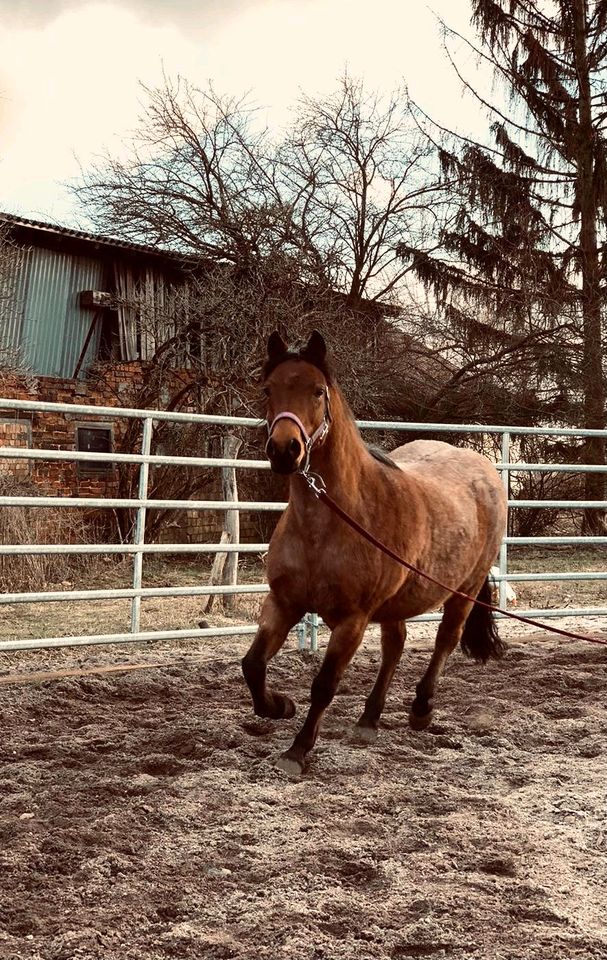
left=0, top=396, right=605, bottom=652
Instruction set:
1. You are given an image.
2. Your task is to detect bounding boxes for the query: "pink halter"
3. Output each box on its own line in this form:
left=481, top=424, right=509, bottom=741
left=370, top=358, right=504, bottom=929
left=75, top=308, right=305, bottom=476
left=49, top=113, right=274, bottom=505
left=266, top=389, right=332, bottom=471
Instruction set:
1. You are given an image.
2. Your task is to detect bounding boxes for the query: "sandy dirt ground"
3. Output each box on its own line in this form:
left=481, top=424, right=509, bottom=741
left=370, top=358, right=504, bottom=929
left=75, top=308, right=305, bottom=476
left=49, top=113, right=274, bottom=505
left=1, top=620, right=606, bottom=960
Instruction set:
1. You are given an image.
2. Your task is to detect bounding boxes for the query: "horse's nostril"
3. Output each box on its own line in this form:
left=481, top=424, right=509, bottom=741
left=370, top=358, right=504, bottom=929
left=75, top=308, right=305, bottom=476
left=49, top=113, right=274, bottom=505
left=266, top=438, right=277, bottom=459
left=289, top=438, right=302, bottom=457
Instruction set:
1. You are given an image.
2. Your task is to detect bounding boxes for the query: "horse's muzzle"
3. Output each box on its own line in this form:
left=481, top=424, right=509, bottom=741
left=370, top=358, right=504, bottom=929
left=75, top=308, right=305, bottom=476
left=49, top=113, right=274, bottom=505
left=266, top=436, right=303, bottom=474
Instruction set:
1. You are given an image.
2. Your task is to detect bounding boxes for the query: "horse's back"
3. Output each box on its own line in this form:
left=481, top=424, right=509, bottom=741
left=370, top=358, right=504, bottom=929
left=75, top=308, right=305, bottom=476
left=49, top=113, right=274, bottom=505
left=390, top=439, right=507, bottom=536
left=391, top=439, right=501, bottom=486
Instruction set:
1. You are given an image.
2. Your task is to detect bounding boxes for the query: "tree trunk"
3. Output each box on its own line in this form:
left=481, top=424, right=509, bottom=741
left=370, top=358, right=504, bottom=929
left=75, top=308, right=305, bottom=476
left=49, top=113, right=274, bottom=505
left=220, top=434, right=242, bottom=613
left=572, top=0, right=606, bottom=534
left=203, top=530, right=231, bottom=615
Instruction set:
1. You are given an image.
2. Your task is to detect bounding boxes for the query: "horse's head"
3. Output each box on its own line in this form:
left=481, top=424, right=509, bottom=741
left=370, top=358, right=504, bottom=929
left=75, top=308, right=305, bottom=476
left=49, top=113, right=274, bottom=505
left=263, top=330, right=332, bottom=474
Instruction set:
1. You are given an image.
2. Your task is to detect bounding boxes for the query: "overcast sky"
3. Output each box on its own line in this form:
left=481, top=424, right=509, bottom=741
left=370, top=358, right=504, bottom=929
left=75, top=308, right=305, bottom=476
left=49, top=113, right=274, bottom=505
left=0, top=0, right=482, bottom=228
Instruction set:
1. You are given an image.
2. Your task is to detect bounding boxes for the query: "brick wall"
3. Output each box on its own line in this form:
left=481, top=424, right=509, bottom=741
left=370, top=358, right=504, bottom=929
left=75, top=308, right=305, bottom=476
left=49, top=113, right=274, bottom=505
left=0, top=419, right=31, bottom=481
left=0, top=364, right=263, bottom=545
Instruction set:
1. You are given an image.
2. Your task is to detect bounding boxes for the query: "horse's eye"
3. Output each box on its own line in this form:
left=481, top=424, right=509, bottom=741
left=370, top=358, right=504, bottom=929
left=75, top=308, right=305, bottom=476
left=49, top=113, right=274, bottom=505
left=314, top=387, right=324, bottom=399
left=262, top=386, right=271, bottom=398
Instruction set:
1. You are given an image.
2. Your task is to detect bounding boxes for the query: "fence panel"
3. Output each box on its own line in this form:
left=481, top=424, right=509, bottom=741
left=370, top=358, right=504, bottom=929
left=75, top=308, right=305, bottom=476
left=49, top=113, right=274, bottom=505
left=0, top=396, right=605, bottom=651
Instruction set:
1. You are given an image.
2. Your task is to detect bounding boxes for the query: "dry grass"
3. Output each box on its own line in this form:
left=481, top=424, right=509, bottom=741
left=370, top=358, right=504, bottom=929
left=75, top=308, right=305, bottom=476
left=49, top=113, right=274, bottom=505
left=0, top=476, right=112, bottom=593
left=0, top=559, right=265, bottom=644
left=508, top=546, right=607, bottom=610
left=0, top=548, right=604, bottom=647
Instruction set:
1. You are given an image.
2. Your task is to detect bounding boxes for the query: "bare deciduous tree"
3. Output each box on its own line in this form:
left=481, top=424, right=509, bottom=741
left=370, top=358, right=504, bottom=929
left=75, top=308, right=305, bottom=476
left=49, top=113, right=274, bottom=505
left=0, top=226, right=30, bottom=380
left=74, top=73, right=450, bottom=538
left=76, top=76, right=326, bottom=285
left=75, top=73, right=446, bottom=316
left=279, top=75, right=447, bottom=305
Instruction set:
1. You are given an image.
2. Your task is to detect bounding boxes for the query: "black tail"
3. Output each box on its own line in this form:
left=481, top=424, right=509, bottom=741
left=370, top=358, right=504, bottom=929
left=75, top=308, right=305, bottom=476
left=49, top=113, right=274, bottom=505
left=460, top=578, right=507, bottom=663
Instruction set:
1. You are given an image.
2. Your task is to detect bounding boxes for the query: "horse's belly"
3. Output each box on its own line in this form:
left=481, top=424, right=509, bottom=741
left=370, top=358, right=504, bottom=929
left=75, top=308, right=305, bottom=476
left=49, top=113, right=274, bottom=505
left=370, top=578, right=451, bottom=623
left=305, top=576, right=384, bottom=627
left=301, top=558, right=448, bottom=625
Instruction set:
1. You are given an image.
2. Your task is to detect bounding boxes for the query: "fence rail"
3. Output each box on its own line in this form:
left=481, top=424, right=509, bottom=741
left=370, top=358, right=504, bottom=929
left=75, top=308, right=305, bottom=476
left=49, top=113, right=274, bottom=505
left=1, top=396, right=605, bottom=652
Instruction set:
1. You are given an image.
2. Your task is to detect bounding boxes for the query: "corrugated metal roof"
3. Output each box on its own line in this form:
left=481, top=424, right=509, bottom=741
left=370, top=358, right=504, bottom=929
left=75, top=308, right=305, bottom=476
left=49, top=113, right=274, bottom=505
left=0, top=211, right=200, bottom=265
left=19, top=247, right=106, bottom=378
left=0, top=213, right=207, bottom=378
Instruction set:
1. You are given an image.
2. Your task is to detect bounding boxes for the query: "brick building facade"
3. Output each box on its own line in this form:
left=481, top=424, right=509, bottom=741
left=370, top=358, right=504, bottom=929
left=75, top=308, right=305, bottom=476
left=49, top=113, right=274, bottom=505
left=0, top=364, right=143, bottom=497
left=0, top=363, right=264, bottom=546
left=0, top=214, right=268, bottom=548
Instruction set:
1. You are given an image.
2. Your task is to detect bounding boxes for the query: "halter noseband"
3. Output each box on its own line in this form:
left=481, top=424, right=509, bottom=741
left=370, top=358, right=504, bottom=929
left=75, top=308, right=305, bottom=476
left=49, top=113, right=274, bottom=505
left=266, top=388, right=332, bottom=473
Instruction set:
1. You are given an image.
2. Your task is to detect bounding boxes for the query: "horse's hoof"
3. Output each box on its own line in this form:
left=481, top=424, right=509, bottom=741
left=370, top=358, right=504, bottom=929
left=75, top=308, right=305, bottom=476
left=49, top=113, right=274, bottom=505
left=275, top=753, right=304, bottom=777
left=255, top=694, right=296, bottom=721
left=409, top=707, right=434, bottom=731
left=274, top=694, right=296, bottom=720
left=353, top=723, right=378, bottom=744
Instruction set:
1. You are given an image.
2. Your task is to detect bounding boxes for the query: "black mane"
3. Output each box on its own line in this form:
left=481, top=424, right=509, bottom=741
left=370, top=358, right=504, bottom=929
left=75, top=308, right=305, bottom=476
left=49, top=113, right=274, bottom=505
left=367, top=445, right=399, bottom=470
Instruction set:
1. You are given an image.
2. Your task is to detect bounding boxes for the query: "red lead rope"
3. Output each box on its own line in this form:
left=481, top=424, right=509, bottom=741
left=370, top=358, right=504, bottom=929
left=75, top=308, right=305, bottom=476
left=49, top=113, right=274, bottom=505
left=311, top=483, right=607, bottom=648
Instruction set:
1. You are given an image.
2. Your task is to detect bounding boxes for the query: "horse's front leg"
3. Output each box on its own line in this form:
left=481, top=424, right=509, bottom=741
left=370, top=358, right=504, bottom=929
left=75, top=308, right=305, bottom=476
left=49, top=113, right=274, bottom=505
left=242, top=592, right=303, bottom=720
left=276, top=613, right=368, bottom=775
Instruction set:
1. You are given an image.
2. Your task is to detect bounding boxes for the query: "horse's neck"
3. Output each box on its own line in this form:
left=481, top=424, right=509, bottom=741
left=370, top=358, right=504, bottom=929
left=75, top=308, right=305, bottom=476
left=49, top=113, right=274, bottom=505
left=288, top=387, right=391, bottom=517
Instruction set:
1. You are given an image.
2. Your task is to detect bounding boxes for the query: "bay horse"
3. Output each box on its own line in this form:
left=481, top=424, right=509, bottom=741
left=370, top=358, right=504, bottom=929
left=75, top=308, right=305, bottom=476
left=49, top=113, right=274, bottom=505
left=242, top=331, right=507, bottom=775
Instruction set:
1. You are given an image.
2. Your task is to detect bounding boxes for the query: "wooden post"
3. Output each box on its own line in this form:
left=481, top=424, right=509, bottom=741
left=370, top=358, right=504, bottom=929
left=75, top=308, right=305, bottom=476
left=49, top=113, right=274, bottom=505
left=221, top=434, right=242, bottom=613
left=203, top=531, right=231, bottom=615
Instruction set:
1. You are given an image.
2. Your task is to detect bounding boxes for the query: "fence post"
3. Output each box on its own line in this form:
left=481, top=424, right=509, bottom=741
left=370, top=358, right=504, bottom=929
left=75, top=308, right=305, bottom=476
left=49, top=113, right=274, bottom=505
left=131, top=417, right=153, bottom=635
left=499, top=431, right=510, bottom=610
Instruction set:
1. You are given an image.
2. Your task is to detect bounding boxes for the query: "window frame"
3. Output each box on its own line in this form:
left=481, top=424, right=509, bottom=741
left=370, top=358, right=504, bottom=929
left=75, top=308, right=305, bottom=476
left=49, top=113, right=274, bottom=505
left=75, top=422, right=115, bottom=478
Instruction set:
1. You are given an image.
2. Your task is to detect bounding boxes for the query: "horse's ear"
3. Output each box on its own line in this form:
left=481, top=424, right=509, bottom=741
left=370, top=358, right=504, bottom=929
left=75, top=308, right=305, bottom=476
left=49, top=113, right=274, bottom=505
left=301, top=330, right=327, bottom=366
left=267, top=331, right=288, bottom=364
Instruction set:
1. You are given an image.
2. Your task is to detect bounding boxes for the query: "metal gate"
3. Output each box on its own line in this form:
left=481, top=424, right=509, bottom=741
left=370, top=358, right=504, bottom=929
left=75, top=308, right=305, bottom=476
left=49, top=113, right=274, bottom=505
left=1, top=397, right=605, bottom=652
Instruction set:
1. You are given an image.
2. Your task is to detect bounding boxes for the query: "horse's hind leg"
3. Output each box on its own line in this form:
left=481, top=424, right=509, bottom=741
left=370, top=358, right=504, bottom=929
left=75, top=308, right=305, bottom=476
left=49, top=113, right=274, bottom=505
left=409, top=594, right=474, bottom=731
left=242, top=592, right=303, bottom=720
left=355, top=620, right=406, bottom=741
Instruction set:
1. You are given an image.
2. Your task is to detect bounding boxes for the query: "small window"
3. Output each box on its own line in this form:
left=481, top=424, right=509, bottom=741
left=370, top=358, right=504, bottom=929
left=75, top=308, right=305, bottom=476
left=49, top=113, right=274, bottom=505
left=98, top=310, right=121, bottom=362
left=76, top=425, right=114, bottom=477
